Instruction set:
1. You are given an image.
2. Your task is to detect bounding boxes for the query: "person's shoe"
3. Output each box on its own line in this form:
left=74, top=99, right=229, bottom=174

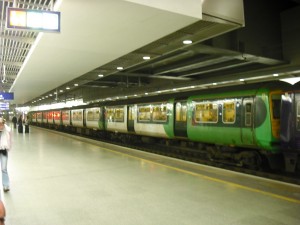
left=3, top=187, right=9, bottom=192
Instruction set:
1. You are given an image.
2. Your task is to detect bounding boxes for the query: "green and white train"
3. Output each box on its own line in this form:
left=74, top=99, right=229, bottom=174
left=29, top=82, right=300, bottom=173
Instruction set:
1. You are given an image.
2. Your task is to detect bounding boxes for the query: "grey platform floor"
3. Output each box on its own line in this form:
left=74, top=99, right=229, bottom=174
left=1, top=125, right=300, bottom=225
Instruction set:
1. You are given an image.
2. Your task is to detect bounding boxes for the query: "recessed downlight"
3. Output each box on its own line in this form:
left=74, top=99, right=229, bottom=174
left=183, top=40, right=192, bottom=45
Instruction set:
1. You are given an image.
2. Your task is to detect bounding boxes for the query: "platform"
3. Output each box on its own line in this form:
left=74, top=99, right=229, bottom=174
left=2, top=125, right=300, bottom=225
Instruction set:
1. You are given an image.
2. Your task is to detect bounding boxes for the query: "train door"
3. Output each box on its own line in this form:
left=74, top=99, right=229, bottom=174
left=241, top=98, right=255, bottom=145
left=127, top=105, right=135, bottom=132
left=83, top=109, right=86, bottom=127
left=280, top=92, right=300, bottom=172
left=174, top=101, right=187, bottom=137
left=295, top=93, right=300, bottom=149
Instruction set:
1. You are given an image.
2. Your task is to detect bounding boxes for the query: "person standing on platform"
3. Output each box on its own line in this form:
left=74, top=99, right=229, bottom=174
left=0, top=117, right=11, bottom=192
left=17, top=115, right=23, bottom=133
left=11, top=115, right=17, bottom=129
left=24, top=116, right=29, bottom=133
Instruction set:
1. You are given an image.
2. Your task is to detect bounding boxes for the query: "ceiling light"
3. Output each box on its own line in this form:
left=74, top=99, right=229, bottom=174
left=213, top=83, right=217, bottom=85
left=117, top=67, right=123, bottom=70
left=143, top=56, right=150, bottom=60
left=240, top=79, right=245, bottom=82
left=183, top=40, right=192, bottom=44
left=280, top=77, right=300, bottom=85
left=74, top=83, right=78, bottom=86
left=98, top=74, right=104, bottom=77
left=273, top=73, right=279, bottom=77
left=66, top=87, right=70, bottom=90
left=145, top=92, right=148, bottom=95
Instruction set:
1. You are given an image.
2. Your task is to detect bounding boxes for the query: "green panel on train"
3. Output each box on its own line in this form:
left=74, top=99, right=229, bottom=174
left=186, top=86, right=282, bottom=153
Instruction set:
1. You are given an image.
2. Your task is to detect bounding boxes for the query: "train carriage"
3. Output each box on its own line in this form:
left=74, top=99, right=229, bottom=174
left=187, top=86, right=283, bottom=150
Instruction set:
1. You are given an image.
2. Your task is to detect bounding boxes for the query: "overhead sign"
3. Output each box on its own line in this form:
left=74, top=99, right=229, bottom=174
left=0, top=92, right=14, bottom=100
left=6, top=7, right=60, bottom=32
left=0, top=102, right=9, bottom=110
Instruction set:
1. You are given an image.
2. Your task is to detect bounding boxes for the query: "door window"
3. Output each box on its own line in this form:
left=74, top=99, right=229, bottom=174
left=245, top=102, right=252, bottom=126
left=297, top=101, right=300, bottom=131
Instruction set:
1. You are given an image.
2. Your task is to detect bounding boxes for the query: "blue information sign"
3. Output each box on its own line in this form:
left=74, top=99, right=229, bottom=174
left=0, top=92, right=14, bottom=100
left=0, top=102, right=9, bottom=110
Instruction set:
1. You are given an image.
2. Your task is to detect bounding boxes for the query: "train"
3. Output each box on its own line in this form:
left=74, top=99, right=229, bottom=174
left=28, top=81, right=300, bottom=173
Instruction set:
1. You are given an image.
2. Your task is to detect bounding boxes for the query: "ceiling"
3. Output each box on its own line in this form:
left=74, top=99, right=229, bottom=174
left=1, top=0, right=300, bottom=107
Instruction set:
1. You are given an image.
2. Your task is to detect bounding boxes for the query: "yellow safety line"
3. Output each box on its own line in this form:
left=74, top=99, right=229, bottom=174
left=43, top=128, right=300, bottom=205
left=98, top=145, right=300, bottom=205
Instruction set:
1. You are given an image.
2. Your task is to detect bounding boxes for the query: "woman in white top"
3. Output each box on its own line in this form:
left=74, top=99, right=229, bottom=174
left=0, top=117, right=11, bottom=192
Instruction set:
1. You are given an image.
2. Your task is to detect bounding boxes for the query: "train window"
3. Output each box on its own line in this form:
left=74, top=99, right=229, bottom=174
left=53, top=111, right=60, bottom=120
left=42, top=112, right=47, bottom=121
left=271, top=94, right=281, bottom=119
left=48, top=112, right=53, bottom=120
left=176, top=103, right=187, bottom=122
left=87, top=108, right=100, bottom=121
left=223, top=101, right=236, bottom=124
left=62, top=111, right=69, bottom=121
left=37, top=112, right=42, bottom=120
left=297, top=102, right=300, bottom=131
left=106, top=108, right=114, bottom=122
left=115, top=108, right=124, bottom=122
left=153, top=104, right=167, bottom=122
left=245, top=103, right=252, bottom=126
left=138, top=106, right=151, bottom=122
left=72, top=110, right=83, bottom=121
left=194, top=102, right=218, bottom=123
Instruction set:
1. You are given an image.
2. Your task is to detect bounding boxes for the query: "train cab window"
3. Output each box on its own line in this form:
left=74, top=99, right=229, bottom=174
left=223, top=101, right=236, bottom=124
left=271, top=94, right=281, bottom=119
left=297, top=102, right=300, bottom=131
left=194, top=102, right=218, bottom=123
left=176, top=102, right=187, bottom=122
left=245, top=103, right=252, bottom=126
left=152, top=104, right=167, bottom=122
left=138, top=106, right=151, bottom=122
